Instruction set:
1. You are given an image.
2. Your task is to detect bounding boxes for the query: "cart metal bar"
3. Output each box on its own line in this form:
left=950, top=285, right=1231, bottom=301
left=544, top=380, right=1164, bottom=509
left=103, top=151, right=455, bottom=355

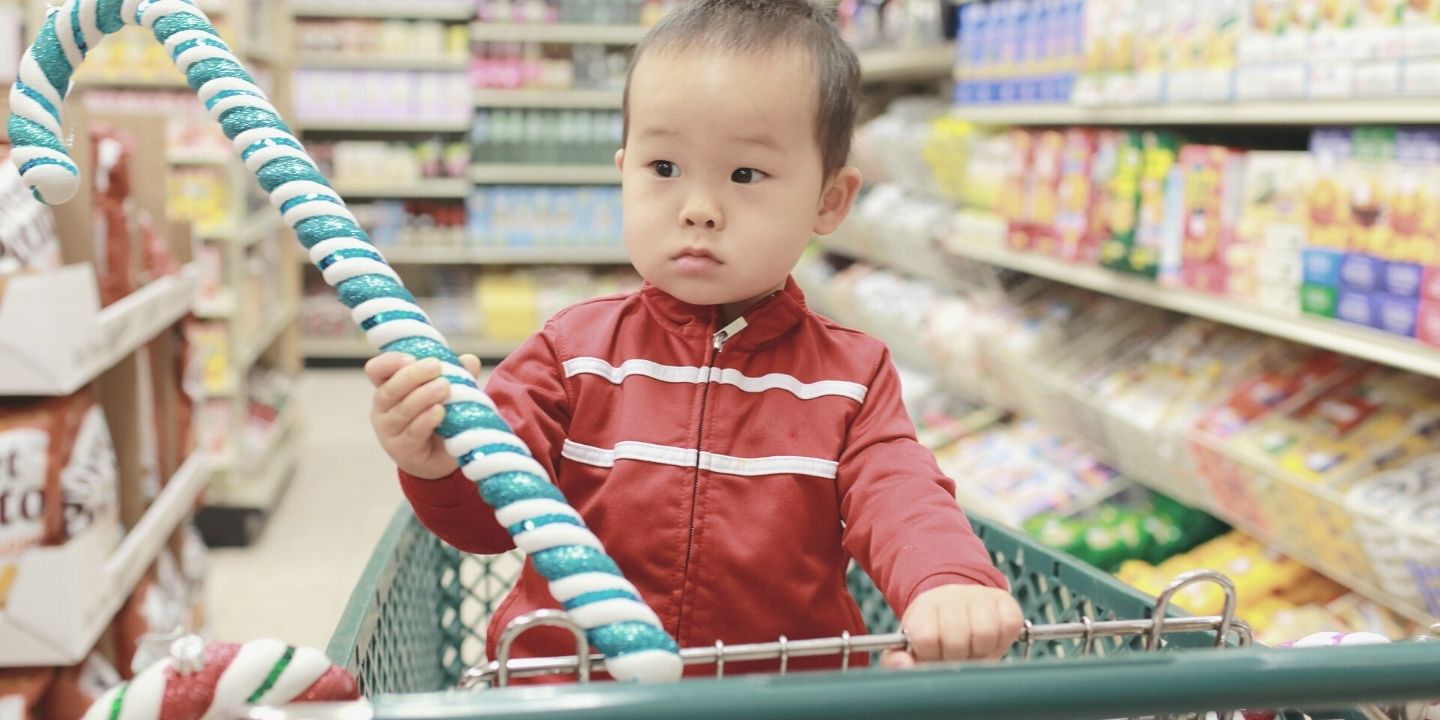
left=246, top=642, right=1440, bottom=720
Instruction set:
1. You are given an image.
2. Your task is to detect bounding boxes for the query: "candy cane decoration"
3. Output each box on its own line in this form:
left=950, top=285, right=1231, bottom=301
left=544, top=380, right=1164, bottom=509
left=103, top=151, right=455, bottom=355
left=9, top=0, right=682, bottom=683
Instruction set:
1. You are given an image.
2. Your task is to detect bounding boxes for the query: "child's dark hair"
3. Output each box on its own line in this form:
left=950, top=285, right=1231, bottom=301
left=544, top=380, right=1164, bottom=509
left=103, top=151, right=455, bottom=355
left=622, top=0, right=861, bottom=179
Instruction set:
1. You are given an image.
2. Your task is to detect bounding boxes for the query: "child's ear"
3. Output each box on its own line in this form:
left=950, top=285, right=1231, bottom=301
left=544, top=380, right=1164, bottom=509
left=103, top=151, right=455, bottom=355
left=813, top=166, right=862, bottom=236
left=615, top=149, right=626, bottom=171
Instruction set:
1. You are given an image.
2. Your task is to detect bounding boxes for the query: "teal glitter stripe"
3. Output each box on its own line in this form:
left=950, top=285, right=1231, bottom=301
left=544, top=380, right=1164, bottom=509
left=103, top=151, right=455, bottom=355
left=151, top=11, right=213, bottom=43
left=437, top=401, right=511, bottom=439
left=96, top=0, right=127, bottom=33
left=70, top=2, right=88, bottom=57
left=14, top=82, right=61, bottom=124
left=564, top=589, right=641, bottom=611
left=206, top=88, right=263, bottom=113
left=480, top=471, right=568, bottom=508
left=511, top=514, right=587, bottom=538
left=8, top=117, right=68, bottom=153
left=591, top=622, right=682, bottom=658
left=532, top=546, right=621, bottom=579
left=18, top=157, right=78, bottom=176
left=295, top=216, right=368, bottom=250
left=336, top=274, right=413, bottom=308
left=358, top=309, right=427, bottom=330
left=171, top=36, right=229, bottom=61
left=34, top=15, right=73, bottom=97
left=256, top=157, right=325, bottom=193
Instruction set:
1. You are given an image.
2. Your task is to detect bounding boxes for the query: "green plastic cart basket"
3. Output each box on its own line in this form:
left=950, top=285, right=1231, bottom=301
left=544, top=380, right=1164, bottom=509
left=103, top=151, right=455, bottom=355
left=309, top=505, right=1440, bottom=720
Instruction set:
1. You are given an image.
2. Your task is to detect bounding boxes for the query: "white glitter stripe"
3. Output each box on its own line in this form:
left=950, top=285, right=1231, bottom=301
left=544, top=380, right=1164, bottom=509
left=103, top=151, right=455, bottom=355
left=203, top=77, right=271, bottom=106
left=78, top=1, right=104, bottom=51
left=52, top=6, right=84, bottom=70
left=494, top=499, right=582, bottom=528
left=176, top=45, right=238, bottom=74
left=18, top=54, right=62, bottom=105
left=116, top=661, right=170, bottom=720
left=207, top=93, right=276, bottom=121
left=444, top=384, right=493, bottom=407
left=270, top=180, right=341, bottom=206
left=81, top=685, right=122, bottom=720
left=350, top=296, right=426, bottom=323
left=199, top=640, right=287, bottom=720
left=514, top=523, right=604, bottom=554
left=568, top=598, right=663, bottom=629
left=548, top=572, right=641, bottom=603
left=11, top=146, right=76, bottom=168
left=462, top=453, right=550, bottom=482
left=321, top=258, right=400, bottom=285
left=120, top=0, right=145, bottom=25
left=9, top=93, right=62, bottom=136
left=443, top=428, right=527, bottom=458
left=231, top=125, right=297, bottom=149
left=365, top=319, right=444, bottom=348
left=162, top=28, right=222, bottom=55
left=251, top=646, right=332, bottom=707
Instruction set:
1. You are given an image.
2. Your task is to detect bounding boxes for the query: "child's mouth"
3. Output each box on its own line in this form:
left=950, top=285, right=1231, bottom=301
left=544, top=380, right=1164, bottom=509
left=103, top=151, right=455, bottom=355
left=672, top=248, right=722, bottom=275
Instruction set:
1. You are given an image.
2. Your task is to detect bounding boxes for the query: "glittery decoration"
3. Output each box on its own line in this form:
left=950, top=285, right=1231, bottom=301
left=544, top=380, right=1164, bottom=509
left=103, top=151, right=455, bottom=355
left=9, top=0, right=680, bottom=682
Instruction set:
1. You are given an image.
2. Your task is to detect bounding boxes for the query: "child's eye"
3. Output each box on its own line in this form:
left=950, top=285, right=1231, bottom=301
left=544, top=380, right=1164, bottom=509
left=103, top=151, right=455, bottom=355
left=650, top=161, right=681, bottom=178
left=732, top=168, right=767, bottom=184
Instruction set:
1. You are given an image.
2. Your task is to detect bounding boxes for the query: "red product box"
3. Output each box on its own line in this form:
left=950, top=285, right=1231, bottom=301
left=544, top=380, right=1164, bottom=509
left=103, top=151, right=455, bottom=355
left=1422, top=265, right=1440, bottom=303
left=1055, top=128, right=1101, bottom=262
left=1419, top=301, right=1440, bottom=347
left=1182, top=262, right=1229, bottom=295
left=1180, top=145, right=1247, bottom=282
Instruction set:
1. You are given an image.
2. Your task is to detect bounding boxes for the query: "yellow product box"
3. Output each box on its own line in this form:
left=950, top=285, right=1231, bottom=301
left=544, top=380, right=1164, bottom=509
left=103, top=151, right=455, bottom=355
left=476, top=271, right=540, bottom=340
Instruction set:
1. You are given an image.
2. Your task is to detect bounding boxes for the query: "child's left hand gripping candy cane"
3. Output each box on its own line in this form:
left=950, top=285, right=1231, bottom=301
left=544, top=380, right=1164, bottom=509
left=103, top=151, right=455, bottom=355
left=10, top=0, right=683, bottom=684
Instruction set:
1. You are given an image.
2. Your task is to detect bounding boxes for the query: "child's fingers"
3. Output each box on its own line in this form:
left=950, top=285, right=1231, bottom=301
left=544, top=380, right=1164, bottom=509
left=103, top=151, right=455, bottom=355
left=377, top=380, right=449, bottom=434
left=364, top=353, right=412, bottom=388
left=399, top=404, right=447, bottom=447
left=965, top=601, right=1001, bottom=659
left=939, top=601, right=973, bottom=661
left=374, top=358, right=443, bottom=413
left=459, top=353, right=482, bottom=379
left=877, top=648, right=915, bottom=670
left=903, top=603, right=941, bottom=663
left=996, top=596, right=1024, bottom=654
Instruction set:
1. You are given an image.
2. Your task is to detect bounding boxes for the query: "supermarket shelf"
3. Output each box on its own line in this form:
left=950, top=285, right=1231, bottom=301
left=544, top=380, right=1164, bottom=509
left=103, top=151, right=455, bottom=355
left=297, top=53, right=469, bottom=71
left=210, top=401, right=302, bottom=479
left=168, top=149, right=232, bottom=166
left=0, top=263, right=199, bottom=395
left=300, top=118, right=472, bottom=134
left=373, top=245, right=630, bottom=265
left=931, top=227, right=1440, bottom=382
left=194, top=293, right=236, bottom=319
left=207, top=411, right=300, bottom=510
left=951, top=100, right=1440, bottom=127
left=472, top=88, right=624, bottom=109
left=470, top=22, right=647, bottom=45
left=290, top=2, right=475, bottom=20
left=236, top=305, right=300, bottom=374
left=303, top=335, right=522, bottom=359
left=201, top=207, right=284, bottom=248
left=858, top=45, right=955, bottom=83
left=245, top=43, right=286, bottom=66
left=332, top=179, right=472, bottom=199
left=0, top=453, right=210, bottom=666
left=470, top=163, right=620, bottom=185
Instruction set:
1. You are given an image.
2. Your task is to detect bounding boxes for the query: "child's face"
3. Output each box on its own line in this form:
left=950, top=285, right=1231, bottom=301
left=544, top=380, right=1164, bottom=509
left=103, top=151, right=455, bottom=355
left=618, top=46, right=860, bottom=313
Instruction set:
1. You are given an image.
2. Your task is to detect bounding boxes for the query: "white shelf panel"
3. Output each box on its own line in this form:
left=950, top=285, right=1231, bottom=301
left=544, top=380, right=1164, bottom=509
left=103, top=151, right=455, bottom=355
left=208, top=409, right=301, bottom=510
left=303, top=335, right=522, bottom=359
left=0, top=453, right=210, bottom=666
left=470, top=22, right=647, bottom=45
left=235, top=304, right=300, bottom=375
left=333, top=179, right=472, bottom=199
left=951, top=100, right=1440, bottom=126
left=194, top=293, right=236, bottom=319
left=0, top=264, right=199, bottom=395
left=373, top=245, right=629, bottom=265
left=297, top=53, right=469, bottom=71
left=291, top=2, right=475, bottom=20
left=200, top=208, right=284, bottom=248
left=472, top=88, right=623, bottom=109
left=469, top=163, right=620, bottom=185
left=858, top=45, right=955, bottom=83
left=928, top=223, right=1440, bottom=381
left=300, top=119, right=472, bottom=134
left=168, top=149, right=232, bottom=166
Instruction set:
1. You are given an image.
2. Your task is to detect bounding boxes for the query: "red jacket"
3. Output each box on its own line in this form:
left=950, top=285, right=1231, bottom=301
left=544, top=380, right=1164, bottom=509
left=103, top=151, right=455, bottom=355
left=399, top=277, right=1007, bottom=676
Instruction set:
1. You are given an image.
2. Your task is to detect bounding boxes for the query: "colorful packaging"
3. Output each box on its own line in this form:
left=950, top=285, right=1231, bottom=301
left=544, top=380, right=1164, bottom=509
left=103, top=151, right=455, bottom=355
left=1302, top=282, right=1342, bottom=317
left=1055, top=128, right=1101, bottom=262
left=1130, top=132, right=1182, bottom=278
left=1174, top=145, right=1247, bottom=291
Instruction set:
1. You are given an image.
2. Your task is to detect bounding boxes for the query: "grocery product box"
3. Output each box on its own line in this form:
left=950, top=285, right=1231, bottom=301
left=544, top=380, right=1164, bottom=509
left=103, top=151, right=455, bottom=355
left=1376, top=293, right=1420, bottom=336
left=1055, top=128, right=1102, bottom=262
left=1383, top=261, right=1424, bottom=297
left=1337, top=289, right=1378, bottom=326
left=1308, top=60, right=1356, bottom=98
left=1130, top=132, right=1181, bottom=279
left=1174, top=145, right=1246, bottom=289
left=1423, top=265, right=1440, bottom=302
left=1099, top=131, right=1145, bottom=273
left=1258, top=283, right=1301, bottom=314
left=1418, top=300, right=1440, bottom=345
left=1340, top=253, right=1383, bottom=293
left=1301, top=282, right=1340, bottom=317
left=1303, top=247, right=1345, bottom=286
left=1354, top=58, right=1402, bottom=95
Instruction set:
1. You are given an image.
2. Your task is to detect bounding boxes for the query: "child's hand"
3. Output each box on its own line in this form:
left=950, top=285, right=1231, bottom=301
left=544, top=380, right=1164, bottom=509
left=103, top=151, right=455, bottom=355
left=365, top=352, right=483, bottom=480
left=879, top=585, right=1024, bottom=668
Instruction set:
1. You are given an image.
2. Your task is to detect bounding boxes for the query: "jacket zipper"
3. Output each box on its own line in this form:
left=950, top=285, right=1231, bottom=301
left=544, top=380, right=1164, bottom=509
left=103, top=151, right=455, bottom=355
left=676, top=315, right=749, bottom=637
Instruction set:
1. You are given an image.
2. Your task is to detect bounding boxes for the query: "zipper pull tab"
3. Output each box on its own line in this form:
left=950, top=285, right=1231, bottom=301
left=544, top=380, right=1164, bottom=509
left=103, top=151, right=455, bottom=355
left=712, top=316, right=750, bottom=353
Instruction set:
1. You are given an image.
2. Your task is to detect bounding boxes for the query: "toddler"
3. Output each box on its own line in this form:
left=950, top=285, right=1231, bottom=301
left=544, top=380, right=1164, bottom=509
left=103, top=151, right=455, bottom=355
left=367, top=0, right=1022, bottom=676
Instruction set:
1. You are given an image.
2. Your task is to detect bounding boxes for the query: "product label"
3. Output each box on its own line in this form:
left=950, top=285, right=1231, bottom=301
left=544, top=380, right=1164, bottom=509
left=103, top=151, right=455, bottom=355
left=61, top=407, right=117, bottom=537
left=0, top=429, right=48, bottom=559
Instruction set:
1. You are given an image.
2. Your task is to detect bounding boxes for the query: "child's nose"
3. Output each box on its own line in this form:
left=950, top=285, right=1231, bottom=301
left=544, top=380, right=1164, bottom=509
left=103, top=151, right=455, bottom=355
left=680, top=193, right=724, bottom=231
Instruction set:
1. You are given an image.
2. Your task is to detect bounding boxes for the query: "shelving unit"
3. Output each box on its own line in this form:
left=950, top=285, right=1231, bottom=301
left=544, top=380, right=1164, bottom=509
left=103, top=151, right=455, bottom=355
left=469, top=22, right=647, bottom=45
left=858, top=45, right=955, bottom=84
left=951, top=100, right=1440, bottom=127
left=198, top=399, right=302, bottom=547
left=332, top=179, right=473, bottom=200
left=295, top=53, right=469, bottom=72
left=469, top=163, right=621, bottom=185
left=299, top=118, right=473, bottom=134
left=472, top=88, right=624, bottom=110
left=291, top=2, right=475, bottom=21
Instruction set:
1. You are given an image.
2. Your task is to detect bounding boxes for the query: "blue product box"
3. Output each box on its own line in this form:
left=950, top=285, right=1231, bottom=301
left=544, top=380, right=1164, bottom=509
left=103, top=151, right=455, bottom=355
left=1310, top=128, right=1354, bottom=163
left=1384, top=261, right=1424, bottom=298
left=1376, top=293, right=1421, bottom=337
left=1337, top=290, right=1378, bottom=327
left=1302, top=248, right=1344, bottom=286
left=1396, top=128, right=1440, bottom=166
left=1340, top=253, right=1383, bottom=293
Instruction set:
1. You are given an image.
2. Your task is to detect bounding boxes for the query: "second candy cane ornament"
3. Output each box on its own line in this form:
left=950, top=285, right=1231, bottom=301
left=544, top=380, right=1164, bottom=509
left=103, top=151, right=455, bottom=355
left=8, top=0, right=683, bottom=683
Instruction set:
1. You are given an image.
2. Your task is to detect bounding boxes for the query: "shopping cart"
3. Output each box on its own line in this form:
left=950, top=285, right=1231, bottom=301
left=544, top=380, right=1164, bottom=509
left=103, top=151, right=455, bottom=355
left=255, top=506, right=1440, bottom=720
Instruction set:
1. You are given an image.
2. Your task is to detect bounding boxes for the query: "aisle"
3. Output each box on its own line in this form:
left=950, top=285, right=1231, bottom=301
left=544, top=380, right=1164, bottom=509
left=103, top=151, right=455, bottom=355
left=206, top=369, right=403, bottom=649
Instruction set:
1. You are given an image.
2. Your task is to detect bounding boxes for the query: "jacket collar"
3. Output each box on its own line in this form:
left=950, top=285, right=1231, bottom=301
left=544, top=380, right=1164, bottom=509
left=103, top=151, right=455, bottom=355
left=639, top=276, right=808, bottom=352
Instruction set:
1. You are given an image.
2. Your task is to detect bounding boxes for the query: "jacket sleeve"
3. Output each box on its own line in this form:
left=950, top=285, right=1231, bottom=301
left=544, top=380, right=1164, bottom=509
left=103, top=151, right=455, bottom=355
left=838, top=348, right=1009, bottom=619
left=398, top=319, right=572, bottom=555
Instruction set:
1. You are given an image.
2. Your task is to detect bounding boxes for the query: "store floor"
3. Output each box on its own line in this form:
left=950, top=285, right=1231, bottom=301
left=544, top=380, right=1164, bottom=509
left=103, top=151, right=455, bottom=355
left=207, top=368, right=403, bottom=650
